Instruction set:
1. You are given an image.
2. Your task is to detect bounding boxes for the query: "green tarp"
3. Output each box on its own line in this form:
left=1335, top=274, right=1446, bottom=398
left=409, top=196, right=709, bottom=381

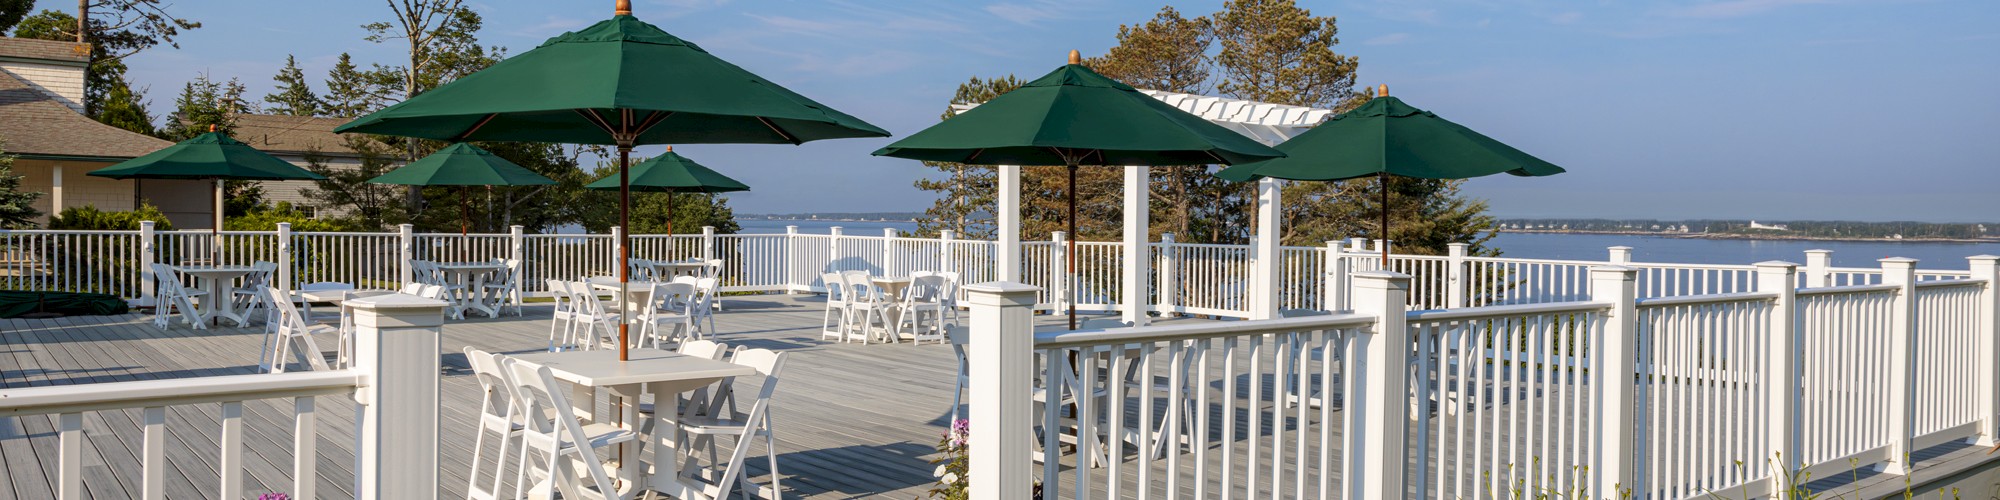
left=0, top=290, right=131, bottom=318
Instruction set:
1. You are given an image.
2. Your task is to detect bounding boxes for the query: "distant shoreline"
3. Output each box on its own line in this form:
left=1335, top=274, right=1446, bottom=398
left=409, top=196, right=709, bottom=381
left=1496, top=229, right=2000, bottom=244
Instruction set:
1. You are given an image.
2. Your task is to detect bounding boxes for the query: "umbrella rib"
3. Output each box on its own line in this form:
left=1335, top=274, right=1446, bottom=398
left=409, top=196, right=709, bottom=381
left=756, top=117, right=802, bottom=145
left=454, top=113, right=500, bottom=141
left=633, top=110, right=675, bottom=139
left=576, top=109, right=620, bottom=136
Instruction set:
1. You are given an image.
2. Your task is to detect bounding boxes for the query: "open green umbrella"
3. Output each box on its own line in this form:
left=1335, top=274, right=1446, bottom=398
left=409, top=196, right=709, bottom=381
left=336, top=0, right=887, bottom=360
left=1216, top=86, right=1567, bottom=262
left=874, top=51, right=1285, bottom=329
left=584, top=146, right=749, bottom=237
left=88, top=130, right=327, bottom=260
left=368, top=142, right=557, bottom=240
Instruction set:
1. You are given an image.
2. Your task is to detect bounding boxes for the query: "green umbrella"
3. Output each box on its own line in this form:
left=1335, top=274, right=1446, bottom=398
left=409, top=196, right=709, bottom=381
left=88, top=130, right=328, bottom=261
left=1216, top=86, right=1566, bottom=262
left=874, top=51, right=1285, bottom=329
left=336, top=0, right=887, bottom=360
left=368, top=143, right=556, bottom=240
left=584, top=147, right=749, bottom=237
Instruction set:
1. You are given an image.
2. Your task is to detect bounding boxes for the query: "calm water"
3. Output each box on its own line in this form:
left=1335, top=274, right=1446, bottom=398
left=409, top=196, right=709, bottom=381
left=735, top=219, right=2000, bottom=270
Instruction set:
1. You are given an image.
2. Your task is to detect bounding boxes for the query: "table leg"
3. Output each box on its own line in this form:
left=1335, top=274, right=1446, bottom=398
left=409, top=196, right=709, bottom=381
left=644, top=381, right=695, bottom=499
left=198, top=277, right=219, bottom=325
left=213, top=279, right=243, bottom=327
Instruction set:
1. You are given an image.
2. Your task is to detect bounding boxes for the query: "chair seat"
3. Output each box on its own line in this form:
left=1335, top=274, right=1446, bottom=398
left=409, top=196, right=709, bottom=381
left=677, top=415, right=756, bottom=436
left=523, top=422, right=638, bottom=450
left=180, top=289, right=212, bottom=297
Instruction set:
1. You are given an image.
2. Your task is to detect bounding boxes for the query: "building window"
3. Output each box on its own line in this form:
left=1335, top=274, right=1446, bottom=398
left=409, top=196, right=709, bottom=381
left=297, top=205, right=319, bottom=219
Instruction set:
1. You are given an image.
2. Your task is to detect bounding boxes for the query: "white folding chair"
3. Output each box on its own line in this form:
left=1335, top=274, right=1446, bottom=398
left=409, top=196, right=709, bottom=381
left=571, top=282, right=623, bottom=350
left=818, top=272, right=851, bottom=342
left=231, top=261, right=278, bottom=322
left=691, top=277, right=720, bottom=337
left=464, top=348, right=524, bottom=500
left=701, top=259, right=725, bottom=311
left=505, top=358, right=635, bottom=500
left=545, top=280, right=582, bottom=352
left=637, top=340, right=732, bottom=419
left=936, top=271, right=963, bottom=325
left=841, top=271, right=893, bottom=344
left=149, top=263, right=207, bottom=330
left=645, top=282, right=700, bottom=347
left=897, top=275, right=948, bottom=344
left=674, top=348, right=787, bottom=500
left=482, top=258, right=524, bottom=317
left=263, top=287, right=334, bottom=373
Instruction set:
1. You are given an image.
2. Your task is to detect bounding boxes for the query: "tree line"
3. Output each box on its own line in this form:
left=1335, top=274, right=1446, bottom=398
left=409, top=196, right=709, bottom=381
left=0, top=0, right=737, bottom=235
left=910, top=0, right=1500, bottom=257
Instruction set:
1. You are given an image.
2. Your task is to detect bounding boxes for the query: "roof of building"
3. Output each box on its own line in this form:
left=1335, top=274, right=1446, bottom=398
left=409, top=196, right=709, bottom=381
left=0, top=70, right=170, bottom=161
left=233, top=114, right=367, bottom=156
left=0, top=37, right=90, bottom=65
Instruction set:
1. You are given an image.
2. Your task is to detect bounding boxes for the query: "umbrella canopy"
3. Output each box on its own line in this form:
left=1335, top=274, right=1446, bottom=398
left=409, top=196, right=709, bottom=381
left=368, top=143, right=558, bottom=187
left=871, top=53, right=1282, bottom=166
left=1215, top=88, right=1566, bottom=262
left=582, top=148, right=748, bottom=194
left=333, top=13, right=888, bottom=144
left=88, top=132, right=327, bottom=181
left=1214, top=94, right=1565, bottom=182
left=369, top=143, right=557, bottom=238
left=87, top=131, right=326, bottom=246
left=584, top=147, right=749, bottom=237
left=873, top=51, right=1285, bottom=329
left=335, top=0, right=886, bottom=360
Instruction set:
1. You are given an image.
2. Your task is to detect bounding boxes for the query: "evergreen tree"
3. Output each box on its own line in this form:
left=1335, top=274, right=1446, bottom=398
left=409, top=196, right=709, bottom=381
left=162, top=73, right=249, bottom=140
left=910, top=75, right=1025, bottom=240
left=322, top=53, right=386, bottom=118
left=299, top=136, right=409, bottom=230
left=263, top=55, right=324, bottom=116
left=0, top=143, right=43, bottom=228
left=0, top=0, right=31, bottom=33
left=94, top=72, right=155, bottom=136
left=1089, top=6, right=1242, bottom=242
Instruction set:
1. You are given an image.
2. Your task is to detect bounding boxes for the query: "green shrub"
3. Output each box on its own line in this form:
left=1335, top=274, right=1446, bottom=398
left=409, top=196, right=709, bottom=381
left=224, top=202, right=358, bottom=232
left=46, top=204, right=174, bottom=231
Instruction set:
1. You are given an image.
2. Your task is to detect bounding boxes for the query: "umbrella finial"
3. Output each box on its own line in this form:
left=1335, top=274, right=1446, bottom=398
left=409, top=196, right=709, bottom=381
left=665, top=145, right=673, bottom=152
left=1376, top=84, right=1388, bottom=98
left=615, top=0, right=631, bottom=15
left=208, top=124, right=216, bottom=133
left=1068, top=49, right=1081, bottom=65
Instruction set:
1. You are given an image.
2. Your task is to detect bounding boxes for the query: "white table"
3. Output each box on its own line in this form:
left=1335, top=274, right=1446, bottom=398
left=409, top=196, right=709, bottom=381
left=173, top=265, right=257, bottom=327
left=649, top=260, right=707, bottom=279
left=510, top=349, right=755, bottom=499
left=434, top=262, right=506, bottom=318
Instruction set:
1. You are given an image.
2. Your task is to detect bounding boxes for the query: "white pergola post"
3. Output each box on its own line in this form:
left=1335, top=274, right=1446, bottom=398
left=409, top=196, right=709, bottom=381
left=1122, top=165, right=1150, bottom=326
left=1251, top=177, right=1283, bottom=319
left=996, top=165, right=1022, bottom=283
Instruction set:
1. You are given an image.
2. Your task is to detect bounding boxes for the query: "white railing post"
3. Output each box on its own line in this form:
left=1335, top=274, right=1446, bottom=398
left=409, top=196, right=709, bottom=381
left=1051, top=231, right=1068, bottom=315
left=785, top=225, right=800, bottom=293
left=1757, top=261, right=1801, bottom=494
left=1343, top=270, right=1409, bottom=499
left=396, top=224, right=414, bottom=286
left=138, top=220, right=156, bottom=307
left=1881, top=257, right=1918, bottom=474
left=828, top=226, right=843, bottom=273
left=1324, top=240, right=1349, bottom=311
left=1253, top=177, right=1282, bottom=320
left=1590, top=265, right=1639, bottom=497
left=1348, top=237, right=1367, bottom=253
left=964, top=281, right=1039, bottom=500
left=1157, top=233, right=1176, bottom=318
left=702, top=225, right=717, bottom=262
left=1805, top=250, right=1833, bottom=287
left=509, top=225, right=524, bottom=266
left=347, top=294, right=446, bottom=500
left=997, top=164, right=1022, bottom=282
left=609, top=226, right=624, bottom=274
left=941, top=229, right=958, bottom=278
left=1123, top=165, right=1152, bottom=326
left=1446, top=242, right=1469, bottom=309
left=883, top=227, right=897, bottom=275
left=1608, top=245, right=1633, bottom=264
left=1971, top=256, right=2000, bottom=447
left=276, top=222, right=294, bottom=293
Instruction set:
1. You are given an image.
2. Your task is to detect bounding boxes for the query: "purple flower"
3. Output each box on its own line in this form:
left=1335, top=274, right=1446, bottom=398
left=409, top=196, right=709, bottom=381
left=258, top=494, right=290, bottom=500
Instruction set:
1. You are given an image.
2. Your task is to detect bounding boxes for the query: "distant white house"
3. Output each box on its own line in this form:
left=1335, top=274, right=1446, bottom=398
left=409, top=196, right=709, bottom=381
left=1748, top=220, right=1789, bottom=231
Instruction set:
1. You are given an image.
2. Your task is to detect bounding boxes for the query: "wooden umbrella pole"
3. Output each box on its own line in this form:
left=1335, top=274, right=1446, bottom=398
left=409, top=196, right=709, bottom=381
left=616, top=122, right=633, bottom=361
left=1067, top=164, right=1078, bottom=330
left=460, top=186, right=471, bottom=261
left=1379, top=172, right=1390, bottom=264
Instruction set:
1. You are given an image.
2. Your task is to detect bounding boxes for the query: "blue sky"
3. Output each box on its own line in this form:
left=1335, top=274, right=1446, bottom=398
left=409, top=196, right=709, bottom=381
left=28, top=0, right=2000, bottom=221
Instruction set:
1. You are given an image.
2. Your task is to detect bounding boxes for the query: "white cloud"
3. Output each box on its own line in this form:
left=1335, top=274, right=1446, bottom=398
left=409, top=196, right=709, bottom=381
left=1661, top=0, right=1832, bottom=19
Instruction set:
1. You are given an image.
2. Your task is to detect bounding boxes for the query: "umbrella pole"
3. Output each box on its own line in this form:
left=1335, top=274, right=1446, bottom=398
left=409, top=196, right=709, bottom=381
left=460, top=186, right=471, bottom=261
left=617, top=141, right=632, bottom=361
left=1379, top=172, right=1390, bottom=264
left=1067, top=165, right=1078, bottom=330
left=211, top=178, right=222, bottom=265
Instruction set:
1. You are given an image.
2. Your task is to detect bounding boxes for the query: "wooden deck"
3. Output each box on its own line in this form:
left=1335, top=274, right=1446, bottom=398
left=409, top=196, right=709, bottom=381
left=0, top=294, right=1195, bottom=499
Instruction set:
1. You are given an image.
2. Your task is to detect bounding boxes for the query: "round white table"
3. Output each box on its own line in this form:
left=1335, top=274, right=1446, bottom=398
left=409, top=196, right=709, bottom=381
left=172, top=265, right=257, bottom=327
left=433, top=262, right=507, bottom=318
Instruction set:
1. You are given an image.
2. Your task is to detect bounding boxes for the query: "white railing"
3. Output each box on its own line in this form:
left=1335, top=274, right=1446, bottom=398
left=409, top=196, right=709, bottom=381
left=966, top=256, right=2000, bottom=499
left=0, top=297, right=448, bottom=500
left=5, top=223, right=1992, bottom=327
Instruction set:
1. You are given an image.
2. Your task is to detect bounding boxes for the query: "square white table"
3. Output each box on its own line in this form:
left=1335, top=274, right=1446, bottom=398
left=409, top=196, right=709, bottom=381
left=509, top=349, right=755, bottom=498
left=172, top=265, right=257, bottom=327
left=434, top=262, right=506, bottom=318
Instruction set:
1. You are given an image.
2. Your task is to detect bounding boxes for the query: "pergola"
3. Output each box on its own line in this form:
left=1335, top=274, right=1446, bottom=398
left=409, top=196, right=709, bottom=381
left=955, top=90, right=1337, bottom=325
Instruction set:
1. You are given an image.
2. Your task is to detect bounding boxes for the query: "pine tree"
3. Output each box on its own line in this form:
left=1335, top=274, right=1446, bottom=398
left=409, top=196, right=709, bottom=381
left=94, top=72, right=155, bottom=136
left=1089, top=6, right=1243, bottom=242
left=0, top=143, right=43, bottom=228
left=322, top=53, right=384, bottom=118
left=162, top=73, right=248, bottom=140
left=263, top=55, right=324, bottom=116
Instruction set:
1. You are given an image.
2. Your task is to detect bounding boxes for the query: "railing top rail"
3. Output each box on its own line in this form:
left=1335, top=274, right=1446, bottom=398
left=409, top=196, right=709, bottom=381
left=1636, top=291, right=1779, bottom=308
left=1163, top=241, right=1256, bottom=250
left=294, top=231, right=399, bottom=237
left=1464, top=256, right=1607, bottom=266
left=0, top=370, right=363, bottom=417
left=0, top=229, right=140, bottom=235
left=1407, top=300, right=1612, bottom=322
left=1627, top=261, right=1759, bottom=271
left=1796, top=283, right=1902, bottom=296
left=1914, top=278, right=1988, bottom=289
left=1033, top=314, right=1376, bottom=349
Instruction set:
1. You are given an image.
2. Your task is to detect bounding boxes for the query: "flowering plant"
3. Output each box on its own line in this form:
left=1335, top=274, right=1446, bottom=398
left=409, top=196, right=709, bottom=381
left=924, top=419, right=971, bottom=500
left=257, top=494, right=289, bottom=500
